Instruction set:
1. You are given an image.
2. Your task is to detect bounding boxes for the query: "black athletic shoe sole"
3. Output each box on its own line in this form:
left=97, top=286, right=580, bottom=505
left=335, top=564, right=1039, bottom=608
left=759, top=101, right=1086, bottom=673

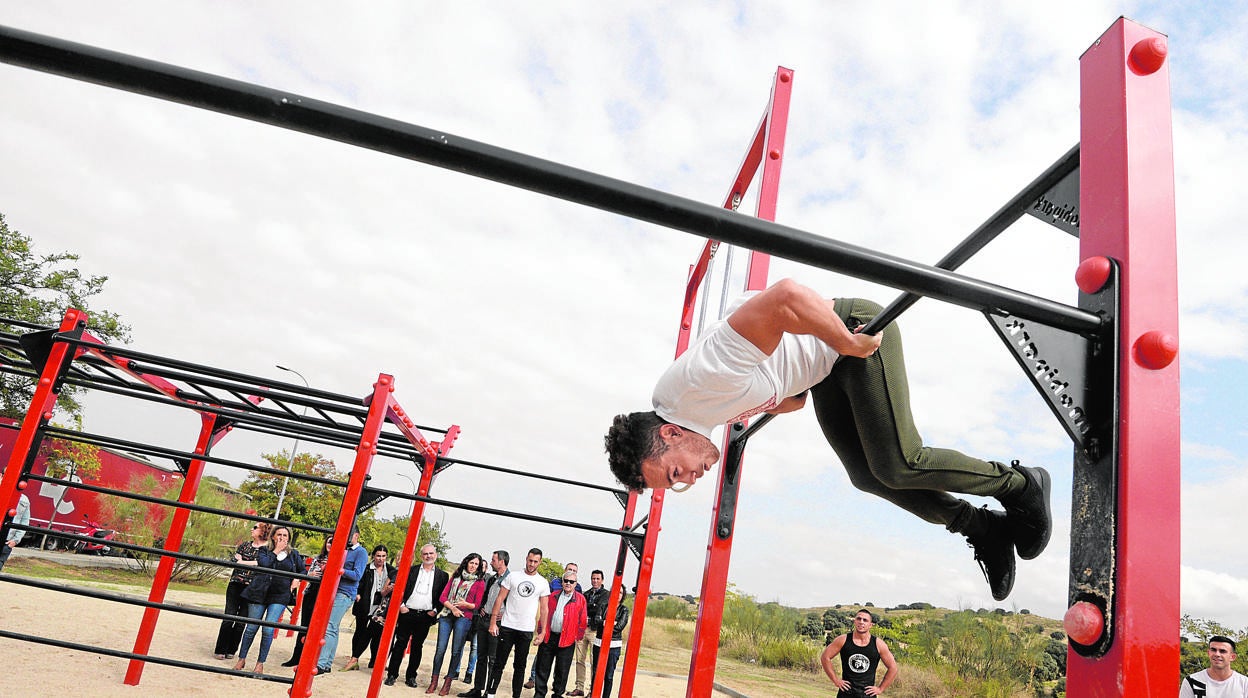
left=1010, top=464, right=1052, bottom=560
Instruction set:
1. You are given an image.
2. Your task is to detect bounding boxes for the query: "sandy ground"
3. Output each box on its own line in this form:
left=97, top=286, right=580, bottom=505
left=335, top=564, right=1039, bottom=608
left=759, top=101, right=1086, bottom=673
left=0, top=577, right=693, bottom=698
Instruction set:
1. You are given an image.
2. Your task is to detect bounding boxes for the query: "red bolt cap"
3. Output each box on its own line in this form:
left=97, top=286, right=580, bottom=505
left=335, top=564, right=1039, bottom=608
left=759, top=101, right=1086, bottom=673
left=17, top=480, right=27, bottom=491
left=1075, top=256, right=1112, bottom=294
left=6, top=508, right=14, bottom=518
left=1134, top=330, right=1178, bottom=370
left=1129, top=37, right=1167, bottom=75
left=768, top=148, right=780, bottom=160
left=1064, top=601, right=1105, bottom=646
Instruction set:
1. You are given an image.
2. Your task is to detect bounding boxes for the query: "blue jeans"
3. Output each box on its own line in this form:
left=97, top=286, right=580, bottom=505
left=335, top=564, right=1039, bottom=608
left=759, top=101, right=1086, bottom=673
left=467, top=627, right=479, bottom=675
left=431, top=614, right=474, bottom=678
left=318, top=591, right=354, bottom=669
left=238, top=602, right=287, bottom=663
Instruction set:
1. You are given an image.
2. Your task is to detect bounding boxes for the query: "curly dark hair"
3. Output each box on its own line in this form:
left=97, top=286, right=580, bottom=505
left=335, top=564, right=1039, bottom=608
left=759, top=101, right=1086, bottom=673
left=604, top=411, right=669, bottom=491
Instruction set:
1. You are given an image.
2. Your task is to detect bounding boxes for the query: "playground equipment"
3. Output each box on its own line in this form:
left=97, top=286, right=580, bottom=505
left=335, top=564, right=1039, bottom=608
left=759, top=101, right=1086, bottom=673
left=0, top=15, right=1178, bottom=697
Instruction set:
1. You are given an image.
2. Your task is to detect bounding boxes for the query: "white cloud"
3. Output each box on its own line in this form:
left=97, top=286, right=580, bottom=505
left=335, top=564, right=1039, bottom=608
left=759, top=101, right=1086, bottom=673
left=2, top=1, right=1244, bottom=635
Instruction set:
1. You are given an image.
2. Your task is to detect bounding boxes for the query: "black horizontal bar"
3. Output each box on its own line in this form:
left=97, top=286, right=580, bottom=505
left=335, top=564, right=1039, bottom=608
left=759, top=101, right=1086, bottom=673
left=866, top=144, right=1082, bottom=333
left=0, top=25, right=1102, bottom=334
left=0, top=572, right=303, bottom=634
left=413, top=494, right=645, bottom=542
left=438, top=455, right=630, bottom=496
left=39, top=424, right=348, bottom=494
left=12, top=518, right=315, bottom=584
left=0, top=626, right=296, bottom=685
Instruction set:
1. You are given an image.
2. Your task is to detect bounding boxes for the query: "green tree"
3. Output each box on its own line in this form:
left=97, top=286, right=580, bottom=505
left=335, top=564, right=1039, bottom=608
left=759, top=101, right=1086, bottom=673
left=0, top=212, right=130, bottom=418
left=357, top=514, right=450, bottom=569
left=38, top=419, right=102, bottom=550
left=239, top=451, right=344, bottom=528
left=97, top=471, right=251, bottom=583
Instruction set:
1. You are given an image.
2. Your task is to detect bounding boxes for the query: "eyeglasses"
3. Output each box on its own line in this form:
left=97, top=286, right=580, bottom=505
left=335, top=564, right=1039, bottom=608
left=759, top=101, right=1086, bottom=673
left=563, top=579, right=575, bottom=585
left=251, top=525, right=260, bottom=531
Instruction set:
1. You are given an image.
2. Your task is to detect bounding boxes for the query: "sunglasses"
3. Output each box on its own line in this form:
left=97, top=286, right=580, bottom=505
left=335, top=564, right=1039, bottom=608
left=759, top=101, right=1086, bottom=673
left=563, top=579, right=575, bottom=585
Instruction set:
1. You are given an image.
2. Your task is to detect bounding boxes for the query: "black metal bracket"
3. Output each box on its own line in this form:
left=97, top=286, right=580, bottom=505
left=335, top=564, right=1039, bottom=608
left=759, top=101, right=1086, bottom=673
left=715, top=415, right=773, bottom=540
left=985, top=261, right=1120, bottom=656
left=1025, top=165, right=1080, bottom=238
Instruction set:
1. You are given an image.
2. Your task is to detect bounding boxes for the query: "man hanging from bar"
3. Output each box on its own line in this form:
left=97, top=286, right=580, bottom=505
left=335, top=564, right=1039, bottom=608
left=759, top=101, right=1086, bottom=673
left=604, top=278, right=1051, bottom=601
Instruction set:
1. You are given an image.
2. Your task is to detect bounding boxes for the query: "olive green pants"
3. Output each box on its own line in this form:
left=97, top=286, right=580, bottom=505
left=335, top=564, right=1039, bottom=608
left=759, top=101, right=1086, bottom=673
left=812, top=299, right=1022, bottom=530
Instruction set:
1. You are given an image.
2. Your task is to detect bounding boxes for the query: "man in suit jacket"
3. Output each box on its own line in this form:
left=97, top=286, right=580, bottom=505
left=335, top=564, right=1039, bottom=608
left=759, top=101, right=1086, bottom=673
left=386, top=543, right=450, bottom=688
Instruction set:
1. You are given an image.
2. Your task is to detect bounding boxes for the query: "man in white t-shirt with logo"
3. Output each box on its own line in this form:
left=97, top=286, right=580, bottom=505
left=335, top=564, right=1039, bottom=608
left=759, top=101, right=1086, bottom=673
left=1180, top=636, right=1248, bottom=697
left=486, top=547, right=551, bottom=698
left=605, top=278, right=1053, bottom=602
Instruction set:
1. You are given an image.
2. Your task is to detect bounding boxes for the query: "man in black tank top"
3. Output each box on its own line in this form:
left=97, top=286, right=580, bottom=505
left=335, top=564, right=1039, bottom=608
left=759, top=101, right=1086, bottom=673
left=820, top=609, right=898, bottom=697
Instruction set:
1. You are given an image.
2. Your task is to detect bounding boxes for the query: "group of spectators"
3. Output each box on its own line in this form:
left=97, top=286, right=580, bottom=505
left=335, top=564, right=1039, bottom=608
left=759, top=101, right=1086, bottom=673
left=211, top=525, right=629, bottom=698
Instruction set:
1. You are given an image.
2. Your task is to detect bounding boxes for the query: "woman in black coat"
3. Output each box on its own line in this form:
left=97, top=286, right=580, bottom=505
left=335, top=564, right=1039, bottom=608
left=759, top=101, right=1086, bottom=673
left=342, top=544, right=397, bottom=671
left=233, top=525, right=306, bottom=674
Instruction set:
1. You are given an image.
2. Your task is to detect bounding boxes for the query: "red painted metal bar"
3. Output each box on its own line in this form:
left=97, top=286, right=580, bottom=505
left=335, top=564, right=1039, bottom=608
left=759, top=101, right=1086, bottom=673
left=124, top=411, right=224, bottom=684
left=291, top=373, right=394, bottom=697
left=616, top=493, right=664, bottom=698
left=620, top=67, right=793, bottom=698
left=364, top=393, right=456, bottom=697
left=1066, top=18, right=1179, bottom=695
left=686, top=66, right=791, bottom=697
left=589, top=489, right=638, bottom=698
left=0, top=309, right=86, bottom=555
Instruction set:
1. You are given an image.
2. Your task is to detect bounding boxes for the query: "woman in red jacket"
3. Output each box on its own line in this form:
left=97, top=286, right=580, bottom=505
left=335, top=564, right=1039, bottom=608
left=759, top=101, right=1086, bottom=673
left=531, top=570, right=588, bottom=698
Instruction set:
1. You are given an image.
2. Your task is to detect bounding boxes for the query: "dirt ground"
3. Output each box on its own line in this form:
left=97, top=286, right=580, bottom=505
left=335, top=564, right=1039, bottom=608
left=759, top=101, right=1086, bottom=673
left=0, top=580, right=693, bottom=698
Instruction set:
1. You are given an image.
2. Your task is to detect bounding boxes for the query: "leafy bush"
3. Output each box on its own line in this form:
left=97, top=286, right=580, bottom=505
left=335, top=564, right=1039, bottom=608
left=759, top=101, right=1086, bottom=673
left=646, top=595, right=696, bottom=620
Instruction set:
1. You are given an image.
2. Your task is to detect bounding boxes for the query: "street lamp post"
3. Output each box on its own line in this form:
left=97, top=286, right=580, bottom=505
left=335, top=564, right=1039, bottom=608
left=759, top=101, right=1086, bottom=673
left=273, top=364, right=309, bottom=521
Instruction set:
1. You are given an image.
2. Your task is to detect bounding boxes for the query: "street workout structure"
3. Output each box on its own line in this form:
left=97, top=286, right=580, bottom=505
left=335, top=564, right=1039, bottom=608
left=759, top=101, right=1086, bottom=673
left=0, top=16, right=1178, bottom=697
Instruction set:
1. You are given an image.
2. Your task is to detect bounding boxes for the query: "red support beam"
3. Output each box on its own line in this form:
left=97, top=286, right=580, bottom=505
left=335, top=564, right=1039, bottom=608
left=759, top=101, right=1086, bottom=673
left=1067, top=17, right=1179, bottom=695
left=124, top=411, right=224, bottom=684
left=0, top=309, right=87, bottom=556
left=686, top=66, right=791, bottom=697
left=291, top=373, right=395, bottom=697
left=589, top=491, right=638, bottom=698
left=362, top=391, right=457, bottom=698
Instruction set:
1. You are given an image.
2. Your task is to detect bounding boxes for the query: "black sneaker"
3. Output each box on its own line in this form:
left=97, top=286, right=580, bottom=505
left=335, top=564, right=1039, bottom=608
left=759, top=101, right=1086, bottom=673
left=405, top=677, right=419, bottom=688
left=965, top=508, right=1016, bottom=601
left=457, top=691, right=484, bottom=698
left=385, top=675, right=398, bottom=686
left=1003, top=462, right=1052, bottom=560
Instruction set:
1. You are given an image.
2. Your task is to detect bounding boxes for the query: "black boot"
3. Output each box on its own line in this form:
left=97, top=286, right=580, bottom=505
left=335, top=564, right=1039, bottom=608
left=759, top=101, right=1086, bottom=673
left=1001, top=462, right=1052, bottom=560
left=956, top=506, right=1016, bottom=601
left=385, top=674, right=398, bottom=686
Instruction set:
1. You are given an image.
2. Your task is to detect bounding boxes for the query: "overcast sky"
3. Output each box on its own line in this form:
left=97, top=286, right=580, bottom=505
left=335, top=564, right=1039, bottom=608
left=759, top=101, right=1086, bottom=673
left=3, top=2, right=1247, bottom=633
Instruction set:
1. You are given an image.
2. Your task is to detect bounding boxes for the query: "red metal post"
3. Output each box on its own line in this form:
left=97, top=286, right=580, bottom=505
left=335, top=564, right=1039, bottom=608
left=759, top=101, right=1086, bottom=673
left=0, top=309, right=86, bottom=548
left=686, top=66, right=792, bottom=698
left=363, top=394, right=457, bottom=697
left=590, top=491, right=638, bottom=698
left=616, top=490, right=665, bottom=698
left=124, top=411, right=222, bottom=684
left=1067, top=18, right=1179, bottom=695
left=291, top=373, right=395, bottom=697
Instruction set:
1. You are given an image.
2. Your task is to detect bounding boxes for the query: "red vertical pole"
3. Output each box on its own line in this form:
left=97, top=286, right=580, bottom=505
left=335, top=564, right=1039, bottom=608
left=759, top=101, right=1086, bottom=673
left=0, top=309, right=86, bottom=549
left=125, top=411, right=221, bottom=684
left=616, top=490, right=665, bottom=698
left=365, top=444, right=438, bottom=698
left=1067, top=18, right=1179, bottom=696
left=291, top=373, right=394, bottom=698
left=686, top=66, right=792, bottom=698
left=589, top=493, right=637, bottom=698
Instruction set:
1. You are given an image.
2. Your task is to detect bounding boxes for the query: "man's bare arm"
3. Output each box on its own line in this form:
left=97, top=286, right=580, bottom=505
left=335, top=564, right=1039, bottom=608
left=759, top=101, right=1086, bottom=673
left=871, top=638, right=900, bottom=695
left=726, top=279, right=881, bottom=358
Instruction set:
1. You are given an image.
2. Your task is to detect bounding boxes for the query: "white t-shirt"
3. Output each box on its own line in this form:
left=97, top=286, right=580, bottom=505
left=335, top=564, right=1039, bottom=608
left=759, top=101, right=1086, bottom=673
left=1180, top=669, right=1248, bottom=698
left=499, top=569, right=551, bottom=633
left=653, top=293, right=840, bottom=439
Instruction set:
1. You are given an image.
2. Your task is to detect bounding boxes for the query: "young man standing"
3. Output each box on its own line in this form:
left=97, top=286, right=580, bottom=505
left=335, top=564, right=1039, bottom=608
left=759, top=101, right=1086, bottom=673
left=605, top=278, right=1052, bottom=601
left=487, top=548, right=551, bottom=698
left=1180, top=636, right=1248, bottom=697
left=821, top=609, right=898, bottom=697
left=459, top=550, right=510, bottom=698
left=316, top=525, right=369, bottom=674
